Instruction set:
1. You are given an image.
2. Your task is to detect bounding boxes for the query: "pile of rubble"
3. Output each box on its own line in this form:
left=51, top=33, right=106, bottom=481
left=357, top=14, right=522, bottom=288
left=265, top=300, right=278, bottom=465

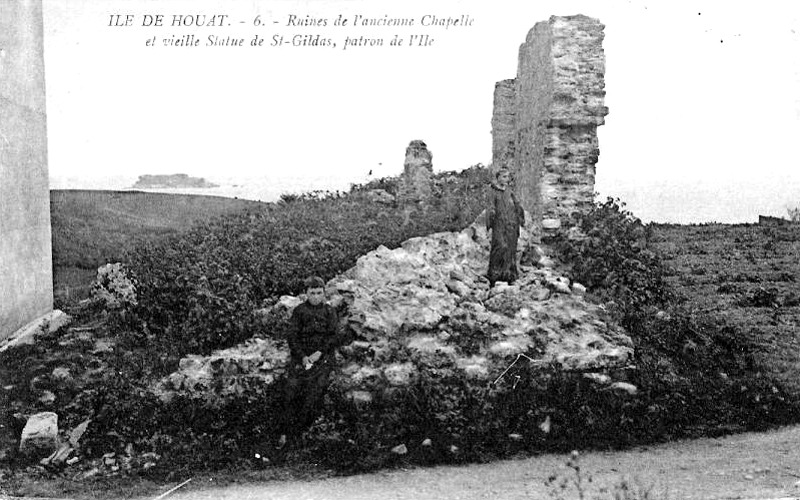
left=157, top=213, right=634, bottom=405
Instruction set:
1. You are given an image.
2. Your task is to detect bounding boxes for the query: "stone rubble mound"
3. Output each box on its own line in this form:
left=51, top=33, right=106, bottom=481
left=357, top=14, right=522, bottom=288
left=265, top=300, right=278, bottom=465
left=158, top=215, right=633, bottom=403
left=324, top=217, right=632, bottom=402
left=157, top=337, right=289, bottom=404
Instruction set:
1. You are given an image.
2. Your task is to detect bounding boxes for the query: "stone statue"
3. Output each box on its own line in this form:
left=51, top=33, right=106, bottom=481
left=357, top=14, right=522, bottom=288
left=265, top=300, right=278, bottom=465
left=486, top=168, right=525, bottom=286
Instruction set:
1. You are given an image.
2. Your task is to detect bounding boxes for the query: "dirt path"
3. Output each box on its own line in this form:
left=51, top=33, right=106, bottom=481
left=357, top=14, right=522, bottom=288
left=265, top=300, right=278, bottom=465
left=139, top=426, right=800, bottom=500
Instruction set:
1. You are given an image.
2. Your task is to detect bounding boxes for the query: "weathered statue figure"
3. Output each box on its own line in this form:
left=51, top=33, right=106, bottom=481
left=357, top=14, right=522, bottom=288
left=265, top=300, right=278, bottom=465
left=486, top=168, right=525, bottom=286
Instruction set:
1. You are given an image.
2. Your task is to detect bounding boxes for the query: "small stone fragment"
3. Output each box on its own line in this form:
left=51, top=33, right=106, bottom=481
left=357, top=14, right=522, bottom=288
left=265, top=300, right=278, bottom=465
left=38, top=390, right=56, bottom=405
left=391, top=444, right=408, bottom=455
left=77, top=466, right=100, bottom=480
left=542, top=219, right=561, bottom=230
left=384, top=363, right=416, bottom=387
left=539, top=416, right=552, bottom=433
left=41, top=443, right=73, bottom=466
left=446, top=279, right=471, bottom=297
left=19, top=412, right=59, bottom=458
left=92, top=339, right=114, bottom=354
left=571, top=283, right=587, bottom=295
left=51, top=367, right=72, bottom=382
left=549, top=280, right=572, bottom=294
left=347, top=390, right=373, bottom=405
left=583, top=373, right=611, bottom=385
left=609, top=382, right=638, bottom=396
left=534, top=288, right=551, bottom=301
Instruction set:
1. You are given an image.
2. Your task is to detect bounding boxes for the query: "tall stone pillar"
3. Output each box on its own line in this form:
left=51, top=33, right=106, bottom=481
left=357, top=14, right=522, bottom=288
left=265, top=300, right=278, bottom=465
left=0, top=0, right=54, bottom=340
left=398, top=140, right=433, bottom=204
left=492, top=15, right=608, bottom=238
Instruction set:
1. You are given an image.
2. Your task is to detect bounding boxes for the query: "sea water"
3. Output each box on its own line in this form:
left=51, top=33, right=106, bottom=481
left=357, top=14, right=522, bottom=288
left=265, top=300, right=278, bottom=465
left=49, top=174, right=799, bottom=224
left=49, top=174, right=366, bottom=203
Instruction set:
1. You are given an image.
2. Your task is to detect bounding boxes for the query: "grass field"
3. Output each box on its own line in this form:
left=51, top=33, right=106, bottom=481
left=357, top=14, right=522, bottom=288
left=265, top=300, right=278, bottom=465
left=650, top=223, right=800, bottom=394
left=50, top=190, right=264, bottom=304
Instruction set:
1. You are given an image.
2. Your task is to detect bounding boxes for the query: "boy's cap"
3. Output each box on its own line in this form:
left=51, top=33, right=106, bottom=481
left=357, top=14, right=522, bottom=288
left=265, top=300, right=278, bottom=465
left=305, top=276, right=325, bottom=290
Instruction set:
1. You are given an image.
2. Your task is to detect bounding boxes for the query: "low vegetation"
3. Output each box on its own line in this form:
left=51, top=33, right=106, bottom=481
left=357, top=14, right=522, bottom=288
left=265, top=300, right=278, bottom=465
left=50, top=190, right=262, bottom=305
left=2, top=170, right=799, bottom=492
left=649, top=222, right=800, bottom=400
left=553, top=201, right=796, bottom=442
left=122, top=168, right=490, bottom=357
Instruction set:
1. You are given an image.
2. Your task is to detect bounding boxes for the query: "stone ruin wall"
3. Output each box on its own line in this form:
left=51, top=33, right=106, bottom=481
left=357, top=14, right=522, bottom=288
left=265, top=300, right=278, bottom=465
left=0, top=0, right=53, bottom=340
left=398, top=140, right=434, bottom=204
left=492, top=15, right=608, bottom=238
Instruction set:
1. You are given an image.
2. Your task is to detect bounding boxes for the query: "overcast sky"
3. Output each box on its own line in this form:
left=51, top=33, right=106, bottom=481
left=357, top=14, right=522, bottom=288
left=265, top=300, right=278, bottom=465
left=41, top=0, right=800, bottom=222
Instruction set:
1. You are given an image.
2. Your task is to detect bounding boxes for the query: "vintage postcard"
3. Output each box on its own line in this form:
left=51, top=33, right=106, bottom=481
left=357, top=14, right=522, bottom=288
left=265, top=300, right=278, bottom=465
left=1, top=1, right=799, bottom=498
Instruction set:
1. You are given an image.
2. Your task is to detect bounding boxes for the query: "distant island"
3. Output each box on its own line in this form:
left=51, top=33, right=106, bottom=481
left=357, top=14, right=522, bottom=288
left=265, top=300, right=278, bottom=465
left=131, top=174, right=219, bottom=189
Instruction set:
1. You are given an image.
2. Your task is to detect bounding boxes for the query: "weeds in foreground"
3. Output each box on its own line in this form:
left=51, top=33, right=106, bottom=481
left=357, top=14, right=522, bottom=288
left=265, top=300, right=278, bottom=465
left=545, top=451, right=669, bottom=500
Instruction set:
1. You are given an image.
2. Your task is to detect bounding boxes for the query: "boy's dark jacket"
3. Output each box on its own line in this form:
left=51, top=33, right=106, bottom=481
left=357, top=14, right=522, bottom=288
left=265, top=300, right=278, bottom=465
left=287, top=301, right=340, bottom=366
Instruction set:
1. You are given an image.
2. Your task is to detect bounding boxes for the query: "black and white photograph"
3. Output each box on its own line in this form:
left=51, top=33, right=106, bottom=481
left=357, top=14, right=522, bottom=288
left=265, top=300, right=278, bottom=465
left=1, top=1, right=800, bottom=498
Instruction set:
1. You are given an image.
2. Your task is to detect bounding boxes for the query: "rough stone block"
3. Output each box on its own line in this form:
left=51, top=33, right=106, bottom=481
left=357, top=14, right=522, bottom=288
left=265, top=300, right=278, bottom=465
left=19, top=412, right=58, bottom=458
left=0, top=310, right=71, bottom=353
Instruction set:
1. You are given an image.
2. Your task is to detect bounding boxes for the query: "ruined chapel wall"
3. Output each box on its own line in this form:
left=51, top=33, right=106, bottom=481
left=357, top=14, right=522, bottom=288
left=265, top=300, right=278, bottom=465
left=490, top=79, right=517, bottom=173
left=0, top=0, right=53, bottom=339
left=492, top=15, right=607, bottom=237
left=541, top=16, right=607, bottom=230
left=513, top=21, right=555, bottom=235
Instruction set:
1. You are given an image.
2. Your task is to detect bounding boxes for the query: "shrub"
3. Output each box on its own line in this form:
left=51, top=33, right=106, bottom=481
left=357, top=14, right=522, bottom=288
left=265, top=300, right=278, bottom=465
left=119, top=166, right=492, bottom=357
left=551, top=198, right=673, bottom=328
left=90, top=263, right=138, bottom=309
left=716, top=283, right=741, bottom=294
left=739, top=287, right=781, bottom=308
left=551, top=197, right=796, bottom=444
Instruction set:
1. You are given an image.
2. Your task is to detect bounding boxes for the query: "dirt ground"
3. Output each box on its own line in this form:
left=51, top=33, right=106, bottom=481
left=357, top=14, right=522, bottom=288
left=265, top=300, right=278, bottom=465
left=103, top=425, right=800, bottom=500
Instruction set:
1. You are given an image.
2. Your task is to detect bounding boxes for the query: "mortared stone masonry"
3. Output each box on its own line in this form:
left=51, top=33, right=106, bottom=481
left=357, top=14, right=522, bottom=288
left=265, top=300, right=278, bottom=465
left=492, top=15, right=608, bottom=239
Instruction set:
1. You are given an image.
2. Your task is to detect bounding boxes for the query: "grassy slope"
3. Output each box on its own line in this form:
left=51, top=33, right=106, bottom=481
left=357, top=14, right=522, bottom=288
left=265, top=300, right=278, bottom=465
left=50, top=190, right=265, bottom=304
left=650, top=223, right=800, bottom=394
